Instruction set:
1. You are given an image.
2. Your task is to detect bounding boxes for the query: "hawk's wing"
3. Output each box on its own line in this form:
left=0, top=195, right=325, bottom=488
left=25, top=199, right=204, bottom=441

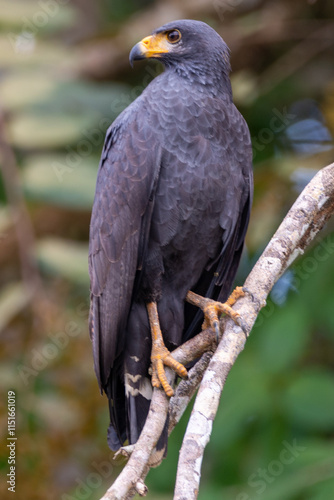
left=183, top=103, right=253, bottom=340
left=89, top=102, right=161, bottom=392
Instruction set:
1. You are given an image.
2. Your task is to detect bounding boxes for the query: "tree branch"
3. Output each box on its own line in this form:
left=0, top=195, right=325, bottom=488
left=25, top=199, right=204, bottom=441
left=100, top=329, right=217, bottom=499
left=100, top=163, right=334, bottom=500
left=174, top=162, right=334, bottom=499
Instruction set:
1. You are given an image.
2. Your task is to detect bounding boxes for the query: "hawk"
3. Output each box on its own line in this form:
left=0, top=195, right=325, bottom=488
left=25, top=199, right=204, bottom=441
left=89, top=19, right=253, bottom=452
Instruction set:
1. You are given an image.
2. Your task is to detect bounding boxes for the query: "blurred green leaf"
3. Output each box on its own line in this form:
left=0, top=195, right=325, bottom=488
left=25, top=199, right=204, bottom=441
left=6, top=78, right=129, bottom=149
left=0, top=71, right=130, bottom=116
left=104, top=0, right=155, bottom=23
left=0, top=72, right=56, bottom=110
left=297, top=439, right=334, bottom=468
left=0, top=206, right=12, bottom=235
left=282, top=369, right=334, bottom=431
left=256, top=299, right=311, bottom=373
left=9, top=111, right=96, bottom=149
left=0, top=363, right=22, bottom=392
left=259, top=459, right=334, bottom=500
left=36, top=238, right=89, bottom=285
left=0, top=282, right=31, bottom=332
left=22, top=154, right=97, bottom=209
left=42, top=80, right=130, bottom=117
left=212, top=441, right=334, bottom=500
left=0, top=0, right=76, bottom=33
left=306, top=477, right=334, bottom=500
left=295, top=246, right=334, bottom=333
left=34, top=392, right=83, bottom=432
left=0, top=35, right=71, bottom=68
left=209, top=354, right=272, bottom=449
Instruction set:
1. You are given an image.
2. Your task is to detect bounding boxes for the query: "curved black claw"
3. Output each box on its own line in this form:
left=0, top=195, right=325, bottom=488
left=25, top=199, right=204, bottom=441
left=234, top=314, right=249, bottom=339
left=242, top=286, right=255, bottom=300
left=242, top=287, right=266, bottom=311
left=213, top=319, right=220, bottom=343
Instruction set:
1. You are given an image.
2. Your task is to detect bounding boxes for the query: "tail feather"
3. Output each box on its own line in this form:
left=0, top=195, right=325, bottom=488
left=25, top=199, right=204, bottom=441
left=125, top=374, right=152, bottom=444
left=106, top=364, right=127, bottom=451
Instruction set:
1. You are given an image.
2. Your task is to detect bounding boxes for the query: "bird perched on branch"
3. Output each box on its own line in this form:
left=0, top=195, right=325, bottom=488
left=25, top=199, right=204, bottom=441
left=89, top=19, right=253, bottom=454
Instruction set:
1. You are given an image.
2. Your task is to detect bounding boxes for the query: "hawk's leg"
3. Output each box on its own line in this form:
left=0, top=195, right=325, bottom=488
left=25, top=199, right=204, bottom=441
left=186, top=286, right=246, bottom=339
left=146, top=302, right=188, bottom=397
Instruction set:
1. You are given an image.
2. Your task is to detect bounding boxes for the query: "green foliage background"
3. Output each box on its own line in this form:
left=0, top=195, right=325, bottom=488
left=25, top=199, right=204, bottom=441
left=0, top=1, right=334, bottom=499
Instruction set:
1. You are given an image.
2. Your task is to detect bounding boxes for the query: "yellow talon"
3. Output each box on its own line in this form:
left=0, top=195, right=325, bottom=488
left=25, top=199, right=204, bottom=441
left=147, top=302, right=188, bottom=397
left=186, top=286, right=246, bottom=338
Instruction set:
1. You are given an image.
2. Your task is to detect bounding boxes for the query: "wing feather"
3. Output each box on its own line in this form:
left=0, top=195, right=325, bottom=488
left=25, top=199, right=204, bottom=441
left=89, top=103, right=161, bottom=391
left=183, top=103, right=253, bottom=341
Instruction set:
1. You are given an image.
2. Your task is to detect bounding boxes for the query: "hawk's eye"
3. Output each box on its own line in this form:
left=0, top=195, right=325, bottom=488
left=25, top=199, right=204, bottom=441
left=167, top=30, right=181, bottom=43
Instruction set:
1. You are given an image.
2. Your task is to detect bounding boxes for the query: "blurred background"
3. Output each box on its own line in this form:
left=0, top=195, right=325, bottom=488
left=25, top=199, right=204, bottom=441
left=0, top=1, right=334, bottom=499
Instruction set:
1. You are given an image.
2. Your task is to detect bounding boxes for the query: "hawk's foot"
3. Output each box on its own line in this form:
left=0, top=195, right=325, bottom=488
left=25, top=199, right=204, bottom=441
left=147, top=302, right=188, bottom=397
left=186, top=286, right=247, bottom=339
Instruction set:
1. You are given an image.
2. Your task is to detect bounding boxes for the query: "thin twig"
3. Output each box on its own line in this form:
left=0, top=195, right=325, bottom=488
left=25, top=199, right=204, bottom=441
left=168, top=350, right=214, bottom=435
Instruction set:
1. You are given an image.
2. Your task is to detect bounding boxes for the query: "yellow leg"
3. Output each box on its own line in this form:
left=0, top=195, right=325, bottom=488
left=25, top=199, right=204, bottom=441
left=186, top=286, right=245, bottom=337
left=147, top=302, right=188, bottom=397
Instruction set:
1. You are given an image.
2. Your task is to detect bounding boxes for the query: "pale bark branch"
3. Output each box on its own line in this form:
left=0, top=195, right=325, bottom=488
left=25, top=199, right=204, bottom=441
left=100, top=329, right=217, bottom=500
left=174, top=162, right=334, bottom=499
left=100, top=163, right=334, bottom=500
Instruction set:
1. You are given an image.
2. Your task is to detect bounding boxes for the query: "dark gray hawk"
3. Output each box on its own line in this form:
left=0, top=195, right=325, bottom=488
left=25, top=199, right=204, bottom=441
left=89, top=19, right=253, bottom=452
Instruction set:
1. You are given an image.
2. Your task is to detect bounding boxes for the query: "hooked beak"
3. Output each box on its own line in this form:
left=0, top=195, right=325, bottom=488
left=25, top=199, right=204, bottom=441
left=129, top=34, right=170, bottom=66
